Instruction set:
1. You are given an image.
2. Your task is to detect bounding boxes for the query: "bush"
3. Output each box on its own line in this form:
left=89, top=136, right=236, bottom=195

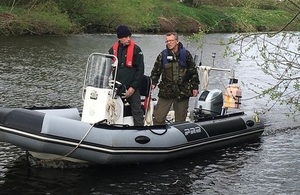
left=0, top=1, right=76, bottom=35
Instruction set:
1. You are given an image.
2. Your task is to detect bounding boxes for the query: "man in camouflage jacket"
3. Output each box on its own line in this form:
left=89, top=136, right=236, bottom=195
left=150, top=32, right=200, bottom=125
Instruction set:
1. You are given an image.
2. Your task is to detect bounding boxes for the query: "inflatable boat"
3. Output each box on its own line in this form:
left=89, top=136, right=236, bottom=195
left=0, top=53, right=265, bottom=165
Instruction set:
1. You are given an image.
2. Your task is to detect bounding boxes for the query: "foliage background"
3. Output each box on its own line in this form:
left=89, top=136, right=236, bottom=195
left=0, top=0, right=300, bottom=35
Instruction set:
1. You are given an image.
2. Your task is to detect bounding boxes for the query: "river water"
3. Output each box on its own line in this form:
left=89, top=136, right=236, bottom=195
left=0, top=34, right=299, bottom=194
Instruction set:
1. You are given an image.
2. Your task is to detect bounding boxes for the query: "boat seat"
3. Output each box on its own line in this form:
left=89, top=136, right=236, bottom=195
left=123, top=75, right=151, bottom=117
left=139, top=75, right=151, bottom=97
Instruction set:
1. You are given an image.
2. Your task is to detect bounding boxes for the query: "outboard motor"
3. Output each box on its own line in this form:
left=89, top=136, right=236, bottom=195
left=193, top=89, right=223, bottom=120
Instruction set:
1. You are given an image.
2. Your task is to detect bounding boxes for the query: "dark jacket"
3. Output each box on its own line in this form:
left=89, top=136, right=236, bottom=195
left=150, top=42, right=200, bottom=101
left=109, top=41, right=144, bottom=90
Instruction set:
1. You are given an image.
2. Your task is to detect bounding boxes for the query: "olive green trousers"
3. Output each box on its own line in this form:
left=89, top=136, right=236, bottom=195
left=153, top=97, right=189, bottom=125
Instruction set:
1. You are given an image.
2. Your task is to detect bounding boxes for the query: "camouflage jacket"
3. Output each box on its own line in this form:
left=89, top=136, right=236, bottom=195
left=150, top=42, right=200, bottom=101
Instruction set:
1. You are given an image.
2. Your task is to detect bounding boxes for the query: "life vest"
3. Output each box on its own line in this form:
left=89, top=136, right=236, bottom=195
left=162, top=47, right=187, bottom=67
left=112, top=41, right=135, bottom=68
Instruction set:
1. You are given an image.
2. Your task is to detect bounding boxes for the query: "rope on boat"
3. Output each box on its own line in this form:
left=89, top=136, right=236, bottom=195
left=61, top=122, right=96, bottom=158
left=148, top=126, right=168, bottom=135
left=27, top=119, right=108, bottom=163
left=198, top=66, right=211, bottom=90
left=106, top=99, right=116, bottom=124
left=58, top=119, right=108, bottom=159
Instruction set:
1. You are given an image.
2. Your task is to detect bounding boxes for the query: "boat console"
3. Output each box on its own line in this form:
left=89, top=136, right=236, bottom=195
left=81, top=53, right=152, bottom=126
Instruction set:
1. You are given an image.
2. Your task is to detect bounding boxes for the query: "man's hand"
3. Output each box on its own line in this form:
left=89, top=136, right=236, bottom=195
left=124, top=87, right=135, bottom=98
left=192, top=89, right=198, bottom=97
left=151, top=84, right=156, bottom=90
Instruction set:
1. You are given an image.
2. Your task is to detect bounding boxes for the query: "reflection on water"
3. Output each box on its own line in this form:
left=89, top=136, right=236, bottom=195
left=0, top=34, right=299, bottom=194
left=1, top=135, right=299, bottom=195
left=1, top=141, right=263, bottom=194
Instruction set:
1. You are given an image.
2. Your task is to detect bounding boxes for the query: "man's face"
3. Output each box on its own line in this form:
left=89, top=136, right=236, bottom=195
left=119, top=36, right=131, bottom=46
left=165, top=35, right=178, bottom=50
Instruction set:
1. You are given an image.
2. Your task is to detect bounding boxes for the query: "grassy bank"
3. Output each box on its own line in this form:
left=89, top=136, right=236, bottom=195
left=0, top=0, right=299, bottom=35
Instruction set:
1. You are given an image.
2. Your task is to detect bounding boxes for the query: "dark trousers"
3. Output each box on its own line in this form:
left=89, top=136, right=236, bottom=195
left=127, top=90, right=144, bottom=126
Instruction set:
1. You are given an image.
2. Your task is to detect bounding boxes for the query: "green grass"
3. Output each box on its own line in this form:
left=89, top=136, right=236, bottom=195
left=0, top=2, right=76, bottom=35
left=0, top=0, right=299, bottom=35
